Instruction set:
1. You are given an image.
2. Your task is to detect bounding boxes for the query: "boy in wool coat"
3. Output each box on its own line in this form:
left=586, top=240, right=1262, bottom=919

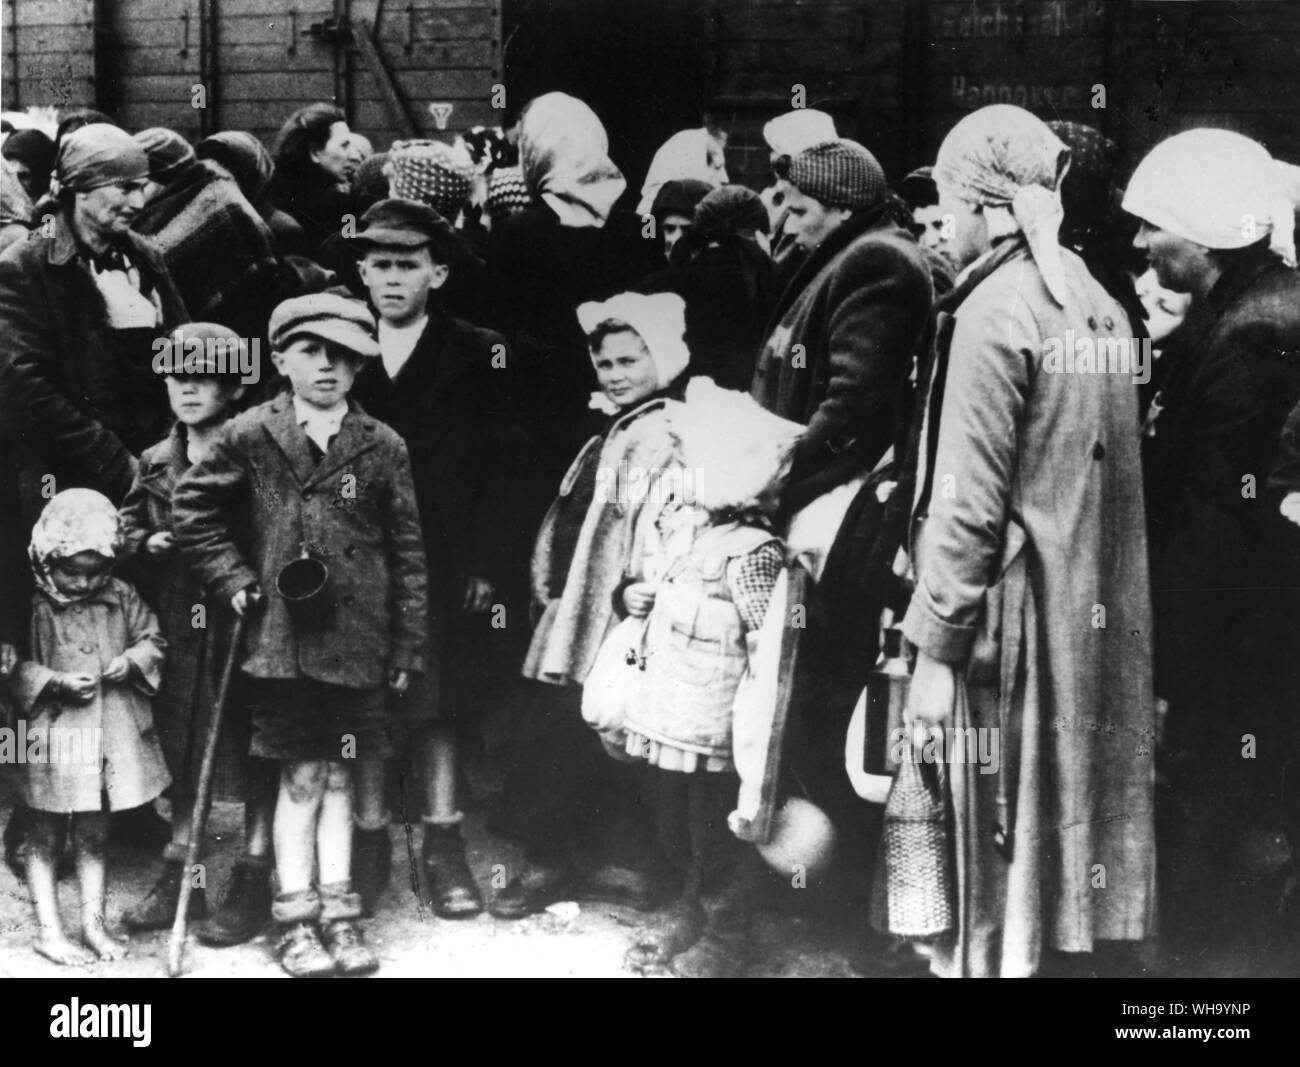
left=173, top=293, right=429, bottom=977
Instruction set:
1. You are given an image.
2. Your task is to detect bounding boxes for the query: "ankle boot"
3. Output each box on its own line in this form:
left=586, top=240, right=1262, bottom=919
left=353, top=826, right=393, bottom=918
left=421, top=824, right=483, bottom=919
left=194, top=856, right=273, bottom=946
left=122, top=859, right=207, bottom=932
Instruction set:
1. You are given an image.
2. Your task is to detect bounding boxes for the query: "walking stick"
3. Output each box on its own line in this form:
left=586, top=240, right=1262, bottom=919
left=167, top=594, right=261, bottom=977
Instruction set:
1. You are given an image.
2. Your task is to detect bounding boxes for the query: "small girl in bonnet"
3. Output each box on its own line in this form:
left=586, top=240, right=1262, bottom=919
left=9, top=488, right=169, bottom=965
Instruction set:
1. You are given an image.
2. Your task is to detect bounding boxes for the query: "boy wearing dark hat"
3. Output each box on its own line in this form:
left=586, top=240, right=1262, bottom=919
left=118, top=323, right=280, bottom=940
left=173, top=294, right=429, bottom=977
left=348, top=198, right=522, bottom=919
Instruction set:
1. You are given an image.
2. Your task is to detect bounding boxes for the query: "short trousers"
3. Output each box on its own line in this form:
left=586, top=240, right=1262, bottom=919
left=246, top=678, right=391, bottom=761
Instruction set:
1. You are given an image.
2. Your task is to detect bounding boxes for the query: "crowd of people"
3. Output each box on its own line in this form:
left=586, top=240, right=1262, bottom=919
left=0, top=89, right=1298, bottom=979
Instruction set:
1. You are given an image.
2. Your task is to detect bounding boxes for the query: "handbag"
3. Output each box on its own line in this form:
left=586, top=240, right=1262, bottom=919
left=580, top=615, right=649, bottom=735
left=877, top=739, right=956, bottom=940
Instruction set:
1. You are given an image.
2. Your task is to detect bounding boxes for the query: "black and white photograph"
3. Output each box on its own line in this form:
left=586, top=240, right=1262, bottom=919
left=0, top=0, right=1298, bottom=1006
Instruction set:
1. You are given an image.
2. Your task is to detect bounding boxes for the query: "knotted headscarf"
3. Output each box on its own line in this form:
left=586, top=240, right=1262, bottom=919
left=196, top=130, right=275, bottom=206
left=520, top=92, right=626, bottom=229
left=55, top=123, right=149, bottom=193
left=29, top=488, right=120, bottom=605
left=134, top=127, right=197, bottom=185
left=934, top=104, right=1071, bottom=305
left=1123, top=128, right=1296, bottom=268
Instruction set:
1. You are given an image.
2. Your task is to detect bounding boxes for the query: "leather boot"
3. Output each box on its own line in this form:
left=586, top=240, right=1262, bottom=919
left=194, top=855, right=273, bottom=947
left=421, top=824, right=483, bottom=918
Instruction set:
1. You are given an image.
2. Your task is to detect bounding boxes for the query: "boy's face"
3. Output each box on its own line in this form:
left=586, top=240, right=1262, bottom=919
left=357, top=244, right=447, bottom=328
left=592, top=329, right=658, bottom=409
left=49, top=550, right=113, bottom=599
left=272, top=336, right=365, bottom=409
left=165, top=375, right=243, bottom=428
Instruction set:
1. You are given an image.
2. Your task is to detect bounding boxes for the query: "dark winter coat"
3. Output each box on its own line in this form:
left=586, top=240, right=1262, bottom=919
left=751, top=211, right=933, bottom=516
left=171, top=396, right=429, bottom=689
left=1142, top=245, right=1300, bottom=764
left=0, top=209, right=188, bottom=520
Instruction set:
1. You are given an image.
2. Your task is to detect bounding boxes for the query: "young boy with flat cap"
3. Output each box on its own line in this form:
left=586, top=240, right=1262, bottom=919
left=173, top=293, right=429, bottom=977
left=347, top=198, right=524, bottom=918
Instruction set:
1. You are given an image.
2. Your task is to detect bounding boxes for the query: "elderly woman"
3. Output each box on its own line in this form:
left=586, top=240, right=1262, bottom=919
left=1124, top=129, right=1300, bottom=951
left=899, top=105, right=1156, bottom=978
left=268, top=103, right=365, bottom=257
left=0, top=123, right=187, bottom=522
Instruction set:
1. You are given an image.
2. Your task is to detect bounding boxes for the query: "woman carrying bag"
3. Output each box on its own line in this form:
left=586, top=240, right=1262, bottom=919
left=898, top=105, right=1157, bottom=979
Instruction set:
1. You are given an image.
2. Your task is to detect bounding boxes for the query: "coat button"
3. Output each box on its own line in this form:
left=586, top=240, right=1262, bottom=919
left=344, top=544, right=356, bottom=557
left=343, top=594, right=356, bottom=606
left=1087, top=316, right=1099, bottom=331
left=302, top=489, right=313, bottom=500
left=81, top=644, right=95, bottom=654
left=1092, top=441, right=1106, bottom=460
left=1103, top=315, right=1115, bottom=330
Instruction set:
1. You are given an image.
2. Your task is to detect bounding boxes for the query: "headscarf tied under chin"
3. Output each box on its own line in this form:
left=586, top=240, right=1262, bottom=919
left=519, top=92, right=626, bottom=229
left=29, top=488, right=120, bottom=605
left=577, top=291, right=691, bottom=414
left=934, top=104, right=1072, bottom=306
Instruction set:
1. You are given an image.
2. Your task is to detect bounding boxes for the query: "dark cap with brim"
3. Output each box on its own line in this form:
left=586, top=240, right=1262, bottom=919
left=161, top=322, right=251, bottom=378
left=352, top=197, right=461, bottom=260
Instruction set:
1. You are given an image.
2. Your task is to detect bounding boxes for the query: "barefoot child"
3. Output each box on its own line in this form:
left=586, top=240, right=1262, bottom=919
left=173, top=294, right=428, bottom=977
left=117, top=323, right=279, bottom=942
left=10, top=489, right=170, bottom=964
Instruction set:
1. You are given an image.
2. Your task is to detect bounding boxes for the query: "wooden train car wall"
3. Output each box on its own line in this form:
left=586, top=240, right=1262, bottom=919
left=4, top=1, right=1299, bottom=181
left=3, top=0, right=502, bottom=148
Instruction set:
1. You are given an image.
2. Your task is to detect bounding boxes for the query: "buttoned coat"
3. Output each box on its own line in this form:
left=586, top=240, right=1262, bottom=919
left=0, top=210, right=188, bottom=518
left=901, top=243, right=1156, bottom=977
left=11, top=577, right=171, bottom=813
left=171, top=395, right=429, bottom=689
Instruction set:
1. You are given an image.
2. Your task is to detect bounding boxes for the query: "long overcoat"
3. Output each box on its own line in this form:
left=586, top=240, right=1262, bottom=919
left=901, top=243, right=1156, bottom=978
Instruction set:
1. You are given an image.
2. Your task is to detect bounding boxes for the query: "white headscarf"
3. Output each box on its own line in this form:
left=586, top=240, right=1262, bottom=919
left=762, top=109, right=837, bottom=159
left=29, top=488, right=120, bottom=605
left=577, top=291, right=691, bottom=411
left=1123, top=129, right=1296, bottom=268
left=519, top=92, right=626, bottom=229
left=636, top=129, right=727, bottom=216
left=934, top=104, right=1072, bottom=306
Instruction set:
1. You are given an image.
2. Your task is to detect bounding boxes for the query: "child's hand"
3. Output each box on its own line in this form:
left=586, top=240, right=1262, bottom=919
left=144, top=531, right=175, bottom=556
left=1281, top=491, right=1300, bottom=527
left=623, top=582, right=656, bottom=618
left=0, top=643, right=17, bottom=678
left=56, top=673, right=97, bottom=705
left=462, top=576, right=494, bottom=615
left=388, top=669, right=411, bottom=696
left=100, top=655, right=133, bottom=683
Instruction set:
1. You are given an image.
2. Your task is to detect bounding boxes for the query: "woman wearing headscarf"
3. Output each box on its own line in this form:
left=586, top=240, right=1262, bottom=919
left=0, top=124, right=188, bottom=521
left=196, top=130, right=307, bottom=257
left=899, top=105, right=1156, bottom=978
left=1124, top=129, right=1300, bottom=952
left=131, top=128, right=283, bottom=346
left=638, top=184, right=774, bottom=390
left=267, top=103, right=365, bottom=258
left=0, top=157, right=35, bottom=257
left=635, top=127, right=728, bottom=217
left=645, top=178, right=713, bottom=263
left=484, top=91, right=663, bottom=565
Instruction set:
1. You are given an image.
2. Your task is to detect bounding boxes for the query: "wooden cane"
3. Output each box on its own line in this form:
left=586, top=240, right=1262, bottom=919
left=167, top=594, right=260, bottom=977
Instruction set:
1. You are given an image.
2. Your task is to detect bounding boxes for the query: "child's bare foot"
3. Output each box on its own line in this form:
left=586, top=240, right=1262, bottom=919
left=82, top=923, right=130, bottom=961
left=34, top=932, right=95, bottom=966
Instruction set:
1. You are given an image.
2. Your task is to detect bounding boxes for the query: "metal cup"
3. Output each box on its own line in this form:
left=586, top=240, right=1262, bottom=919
left=276, top=553, right=331, bottom=629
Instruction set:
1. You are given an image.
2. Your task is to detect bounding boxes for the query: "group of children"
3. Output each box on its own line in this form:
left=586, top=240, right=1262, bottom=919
left=2, top=198, right=803, bottom=978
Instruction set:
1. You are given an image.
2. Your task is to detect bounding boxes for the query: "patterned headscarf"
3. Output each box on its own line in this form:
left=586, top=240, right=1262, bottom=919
left=934, top=104, right=1071, bottom=305
left=519, top=92, right=626, bottom=229
left=385, top=140, right=477, bottom=220
left=484, top=165, right=531, bottom=225
left=29, top=488, right=120, bottom=605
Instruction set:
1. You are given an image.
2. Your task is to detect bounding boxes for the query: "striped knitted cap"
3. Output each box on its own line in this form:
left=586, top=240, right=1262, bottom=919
left=385, top=139, right=476, bottom=219
left=484, top=165, right=531, bottom=225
